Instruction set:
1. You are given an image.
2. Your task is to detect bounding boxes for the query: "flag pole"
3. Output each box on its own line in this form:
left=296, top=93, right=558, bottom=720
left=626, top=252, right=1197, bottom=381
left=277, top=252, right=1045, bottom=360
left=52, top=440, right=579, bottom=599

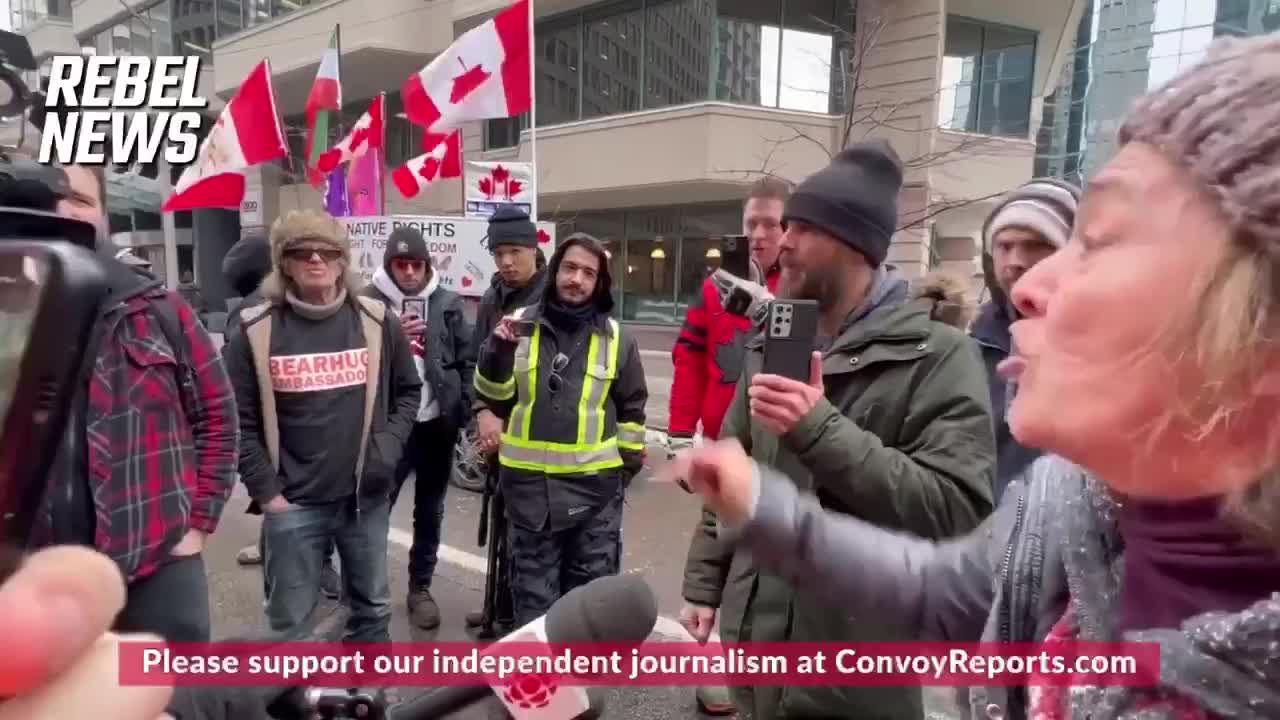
left=526, top=0, right=537, bottom=219
left=335, top=24, right=344, bottom=137
left=457, top=132, right=466, bottom=213
left=379, top=91, right=387, bottom=215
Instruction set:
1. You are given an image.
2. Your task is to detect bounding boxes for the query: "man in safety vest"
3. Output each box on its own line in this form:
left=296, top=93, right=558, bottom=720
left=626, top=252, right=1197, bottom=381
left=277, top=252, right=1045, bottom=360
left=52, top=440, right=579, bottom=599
left=473, top=232, right=648, bottom=625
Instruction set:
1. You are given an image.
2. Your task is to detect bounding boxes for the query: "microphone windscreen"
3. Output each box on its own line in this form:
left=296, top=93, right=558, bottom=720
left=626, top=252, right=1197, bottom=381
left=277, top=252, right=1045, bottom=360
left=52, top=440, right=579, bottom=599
left=544, top=574, right=657, bottom=644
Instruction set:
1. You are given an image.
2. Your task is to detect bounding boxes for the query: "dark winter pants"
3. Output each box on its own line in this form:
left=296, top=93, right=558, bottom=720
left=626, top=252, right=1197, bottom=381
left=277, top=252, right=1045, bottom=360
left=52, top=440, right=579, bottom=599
left=114, top=553, right=210, bottom=642
left=262, top=496, right=391, bottom=642
left=390, top=416, right=459, bottom=590
left=507, top=490, right=623, bottom=626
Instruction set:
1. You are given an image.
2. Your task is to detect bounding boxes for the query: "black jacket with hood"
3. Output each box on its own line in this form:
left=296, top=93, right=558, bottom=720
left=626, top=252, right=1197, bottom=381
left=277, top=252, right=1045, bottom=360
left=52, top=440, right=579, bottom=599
left=469, top=261, right=548, bottom=413
left=972, top=253, right=1042, bottom=501
left=474, top=238, right=648, bottom=533
left=363, top=262, right=475, bottom=428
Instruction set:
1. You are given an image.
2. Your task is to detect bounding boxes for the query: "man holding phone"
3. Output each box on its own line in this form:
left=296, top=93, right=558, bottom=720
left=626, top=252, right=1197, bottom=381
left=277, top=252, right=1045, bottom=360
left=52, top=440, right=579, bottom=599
left=363, top=225, right=474, bottom=630
left=680, top=141, right=996, bottom=719
left=473, top=233, right=648, bottom=627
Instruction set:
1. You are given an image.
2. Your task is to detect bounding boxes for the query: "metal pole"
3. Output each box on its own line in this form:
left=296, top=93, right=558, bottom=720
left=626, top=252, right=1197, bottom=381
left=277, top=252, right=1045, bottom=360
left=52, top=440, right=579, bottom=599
left=526, top=0, right=537, bottom=219
left=159, top=157, right=179, bottom=289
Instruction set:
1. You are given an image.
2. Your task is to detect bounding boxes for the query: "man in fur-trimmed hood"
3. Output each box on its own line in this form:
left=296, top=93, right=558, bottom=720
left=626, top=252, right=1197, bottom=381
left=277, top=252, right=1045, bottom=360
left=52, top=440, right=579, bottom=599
left=222, top=209, right=422, bottom=642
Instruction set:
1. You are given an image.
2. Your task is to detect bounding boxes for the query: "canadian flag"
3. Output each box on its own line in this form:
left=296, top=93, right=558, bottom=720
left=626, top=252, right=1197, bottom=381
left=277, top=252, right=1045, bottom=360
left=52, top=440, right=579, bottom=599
left=401, top=0, right=530, bottom=131
left=316, top=94, right=383, bottom=173
left=391, top=131, right=461, bottom=198
left=161, top=61, right=287, bottom=212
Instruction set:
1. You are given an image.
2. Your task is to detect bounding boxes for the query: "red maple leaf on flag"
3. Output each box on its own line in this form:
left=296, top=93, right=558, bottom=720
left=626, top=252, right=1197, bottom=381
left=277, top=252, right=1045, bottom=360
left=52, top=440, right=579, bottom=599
left=418, top=156, right=441, bottom=182
left=536, top=229, right=551, bottom=245
left=506, top=179, right=523, bottom=199
left=478, top=177, right=495, bottom=198
left=349, top=126, right=371, bottom=153
left=451, top=58, right=491, bottom=104
left=491, top=165, right=510, bottom=185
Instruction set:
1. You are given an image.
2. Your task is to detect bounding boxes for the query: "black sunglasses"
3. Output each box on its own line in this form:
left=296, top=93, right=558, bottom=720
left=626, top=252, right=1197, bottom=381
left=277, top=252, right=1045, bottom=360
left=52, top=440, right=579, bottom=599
left=283, top=246, right=343, bottom=262
left=547, top=353, right=571, bottom=395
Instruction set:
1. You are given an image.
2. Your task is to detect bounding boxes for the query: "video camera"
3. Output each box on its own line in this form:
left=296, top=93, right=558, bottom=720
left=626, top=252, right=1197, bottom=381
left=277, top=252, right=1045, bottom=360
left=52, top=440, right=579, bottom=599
left=0, top=29, right=97, bottom=248
left=0, top=32, right=109, bottom=558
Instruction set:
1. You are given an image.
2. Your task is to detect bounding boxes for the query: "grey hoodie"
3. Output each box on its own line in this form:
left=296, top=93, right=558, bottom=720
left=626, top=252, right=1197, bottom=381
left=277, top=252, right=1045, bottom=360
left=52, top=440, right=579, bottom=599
left=726, top=456, right=1280, bottom=719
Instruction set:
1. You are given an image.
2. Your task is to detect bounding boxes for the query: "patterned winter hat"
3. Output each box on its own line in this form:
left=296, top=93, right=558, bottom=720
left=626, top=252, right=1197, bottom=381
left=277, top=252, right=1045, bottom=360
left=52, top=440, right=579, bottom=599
left=1116, top=32, right=1280, bottom=252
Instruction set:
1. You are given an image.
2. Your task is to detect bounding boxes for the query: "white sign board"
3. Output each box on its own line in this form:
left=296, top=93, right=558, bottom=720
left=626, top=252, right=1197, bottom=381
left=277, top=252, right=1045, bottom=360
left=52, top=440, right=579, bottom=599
left=342, top=215, right=556, bottom=297
left=464, top=160, right=535, bottom=219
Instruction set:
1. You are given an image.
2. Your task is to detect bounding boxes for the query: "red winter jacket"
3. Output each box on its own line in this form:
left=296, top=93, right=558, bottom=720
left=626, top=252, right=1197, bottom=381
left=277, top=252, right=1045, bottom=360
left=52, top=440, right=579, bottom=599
left=669, top=268, right=780, bottom=440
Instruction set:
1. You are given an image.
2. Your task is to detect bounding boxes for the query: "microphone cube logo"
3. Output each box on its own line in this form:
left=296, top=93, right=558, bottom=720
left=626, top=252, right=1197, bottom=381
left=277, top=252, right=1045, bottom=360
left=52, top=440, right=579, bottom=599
left=502, top=672, right=558, bottom=709
left=36, top=55, right=207, bottom=166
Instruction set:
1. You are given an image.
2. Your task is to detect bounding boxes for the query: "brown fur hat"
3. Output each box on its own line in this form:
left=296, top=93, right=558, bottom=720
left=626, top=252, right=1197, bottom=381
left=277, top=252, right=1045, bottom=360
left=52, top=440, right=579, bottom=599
left=258, top=209, right=363, bottom=301
left=912, top=269, right=973, bottom=329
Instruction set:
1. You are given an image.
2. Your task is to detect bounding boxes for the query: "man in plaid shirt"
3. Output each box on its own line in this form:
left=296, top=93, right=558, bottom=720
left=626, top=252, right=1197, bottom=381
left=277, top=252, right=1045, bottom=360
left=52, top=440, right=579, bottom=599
left=31, top=164, right=238, bottom=643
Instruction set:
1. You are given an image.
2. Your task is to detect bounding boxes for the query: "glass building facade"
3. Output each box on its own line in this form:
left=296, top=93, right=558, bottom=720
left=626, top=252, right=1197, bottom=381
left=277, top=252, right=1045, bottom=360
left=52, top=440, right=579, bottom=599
left=484, top=0, right=850, bottom=324
left=485, top=0, right=853, bottom=149
left=1036, top=0, right=1280, bottom=183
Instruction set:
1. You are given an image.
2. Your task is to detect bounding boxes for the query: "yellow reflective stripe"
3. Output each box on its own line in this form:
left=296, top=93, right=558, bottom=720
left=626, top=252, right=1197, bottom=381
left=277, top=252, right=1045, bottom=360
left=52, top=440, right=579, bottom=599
left=596, top=319, right=621, bottom=444
left=522, top=325, right=539, bottom=439
left=498, top=435, right=623, bottom=473
left=617, top=421, right=646, bottom=449
left=576, top=332, right=601, bottom=445
left=507, top=324, right=540, bottom=441
left=474, top=371, right=515, bottom=401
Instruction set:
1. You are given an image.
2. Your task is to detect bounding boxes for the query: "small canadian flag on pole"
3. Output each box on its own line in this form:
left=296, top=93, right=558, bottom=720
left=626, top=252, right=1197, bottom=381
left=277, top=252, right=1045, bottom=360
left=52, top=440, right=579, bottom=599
left=391, top=131, right=462, bottom=198
left=316, top=94, right=383, bottom=173
left=400, top=0, right=530, bottom=131
left=161, top=60, right=287, bottom=212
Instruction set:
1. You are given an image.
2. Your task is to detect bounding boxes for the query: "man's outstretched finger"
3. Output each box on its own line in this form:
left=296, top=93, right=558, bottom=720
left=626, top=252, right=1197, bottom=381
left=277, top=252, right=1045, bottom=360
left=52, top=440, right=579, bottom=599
left=0, top=545, right=127, bottom=695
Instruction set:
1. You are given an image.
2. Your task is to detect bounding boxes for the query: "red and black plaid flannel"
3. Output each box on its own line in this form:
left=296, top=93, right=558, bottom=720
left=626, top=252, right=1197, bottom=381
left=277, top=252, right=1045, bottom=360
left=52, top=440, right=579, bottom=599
left=84, top=288, right=238, bottom=583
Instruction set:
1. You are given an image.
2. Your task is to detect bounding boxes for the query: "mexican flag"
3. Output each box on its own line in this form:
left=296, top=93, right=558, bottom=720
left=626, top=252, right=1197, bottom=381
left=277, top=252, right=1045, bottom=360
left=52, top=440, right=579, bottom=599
left=305, top=28, right=342, bottom=187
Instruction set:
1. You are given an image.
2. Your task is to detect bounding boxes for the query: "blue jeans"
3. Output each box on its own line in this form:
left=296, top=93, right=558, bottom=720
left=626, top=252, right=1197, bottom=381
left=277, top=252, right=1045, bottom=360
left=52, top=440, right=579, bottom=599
left=262, top=496, right=391, bottom=642
left=390, top=416, right=458, bottom=590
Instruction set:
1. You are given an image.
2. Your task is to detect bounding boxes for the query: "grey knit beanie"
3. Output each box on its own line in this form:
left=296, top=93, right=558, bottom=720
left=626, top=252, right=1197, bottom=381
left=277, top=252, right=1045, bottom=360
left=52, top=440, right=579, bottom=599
left=1117, top=32, right=1280, bottom=253
left=983, top=178, right=1081, bottom=251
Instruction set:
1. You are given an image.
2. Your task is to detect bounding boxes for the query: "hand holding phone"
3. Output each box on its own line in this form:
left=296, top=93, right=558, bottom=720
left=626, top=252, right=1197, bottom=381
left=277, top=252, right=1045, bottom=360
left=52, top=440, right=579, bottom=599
left=754, top=299, right=824, bottom=436
left=400, top=298, right=427, bottom=338
left=494, top=317, right=535, bottom=343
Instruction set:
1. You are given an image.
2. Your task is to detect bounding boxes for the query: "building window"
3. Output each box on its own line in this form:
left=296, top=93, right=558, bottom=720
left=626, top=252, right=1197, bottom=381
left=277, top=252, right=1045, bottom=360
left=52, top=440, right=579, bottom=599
left=540, top=17, right=583, bottom=123
left=938, top=17, right=1036, bottom=139
left=484, top=0, right=848, bottom=149
left=644, top=0, right=712, bottom=110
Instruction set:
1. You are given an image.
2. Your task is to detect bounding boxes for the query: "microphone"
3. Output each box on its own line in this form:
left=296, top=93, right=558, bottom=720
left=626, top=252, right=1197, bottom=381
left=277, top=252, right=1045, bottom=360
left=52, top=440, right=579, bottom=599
left=388, top=573, right=658, bottom=719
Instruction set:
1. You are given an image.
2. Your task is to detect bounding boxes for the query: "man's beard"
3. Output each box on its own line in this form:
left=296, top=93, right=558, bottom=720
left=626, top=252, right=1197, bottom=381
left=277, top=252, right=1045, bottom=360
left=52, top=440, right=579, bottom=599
left=778, top=265, right=835, bottom=303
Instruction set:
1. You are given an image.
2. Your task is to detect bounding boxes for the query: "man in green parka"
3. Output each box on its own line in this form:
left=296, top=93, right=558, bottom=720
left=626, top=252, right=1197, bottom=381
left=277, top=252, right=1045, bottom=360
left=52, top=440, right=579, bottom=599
left=680, top=140, right=996, bottom=719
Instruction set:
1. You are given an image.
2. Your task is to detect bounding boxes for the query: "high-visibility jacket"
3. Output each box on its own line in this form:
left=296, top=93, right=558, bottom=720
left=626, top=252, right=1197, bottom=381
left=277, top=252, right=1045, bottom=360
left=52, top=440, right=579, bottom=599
left=473, top=303, right=648, bottom=532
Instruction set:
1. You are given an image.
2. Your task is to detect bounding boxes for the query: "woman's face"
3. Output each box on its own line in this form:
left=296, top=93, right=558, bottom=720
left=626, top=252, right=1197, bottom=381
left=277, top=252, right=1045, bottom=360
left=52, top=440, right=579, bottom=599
left=1005, top=142, right=1261, bottom=498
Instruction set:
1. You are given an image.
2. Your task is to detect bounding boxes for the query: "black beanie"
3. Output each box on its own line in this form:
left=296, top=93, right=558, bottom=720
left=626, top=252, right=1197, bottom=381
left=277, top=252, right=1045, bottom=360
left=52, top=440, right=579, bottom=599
left=782, top=139, right=904, bottom=267
left=485, top=206, right=538, bottom=249
left=385, top=226, right=431, bottom=269
left=222, top=233, right=272, bottom=297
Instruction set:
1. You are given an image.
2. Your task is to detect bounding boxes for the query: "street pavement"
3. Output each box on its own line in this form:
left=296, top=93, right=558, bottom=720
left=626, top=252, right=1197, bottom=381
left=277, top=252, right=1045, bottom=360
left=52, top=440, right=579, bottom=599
left=204, top=324, right=959, bottom=718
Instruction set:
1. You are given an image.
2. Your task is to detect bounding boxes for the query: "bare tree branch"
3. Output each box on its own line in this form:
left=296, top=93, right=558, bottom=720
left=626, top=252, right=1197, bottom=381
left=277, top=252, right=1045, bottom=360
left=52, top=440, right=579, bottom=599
left=708, top=0, right=1031, bottom=273
left=896, top=190, right=1007, bottom=231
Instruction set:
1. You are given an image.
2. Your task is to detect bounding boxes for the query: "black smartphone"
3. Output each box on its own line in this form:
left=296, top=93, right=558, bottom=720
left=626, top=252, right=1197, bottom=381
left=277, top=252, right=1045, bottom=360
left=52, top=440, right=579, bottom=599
left=0, top=241, right=107, bottom=552
left=719, top=234, right=751, bottom=279
left=509, top=318, right=536, bottom=337
left=762, top=299, right=819, bottom=382
left=402, top=297, right=426, bottom=319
